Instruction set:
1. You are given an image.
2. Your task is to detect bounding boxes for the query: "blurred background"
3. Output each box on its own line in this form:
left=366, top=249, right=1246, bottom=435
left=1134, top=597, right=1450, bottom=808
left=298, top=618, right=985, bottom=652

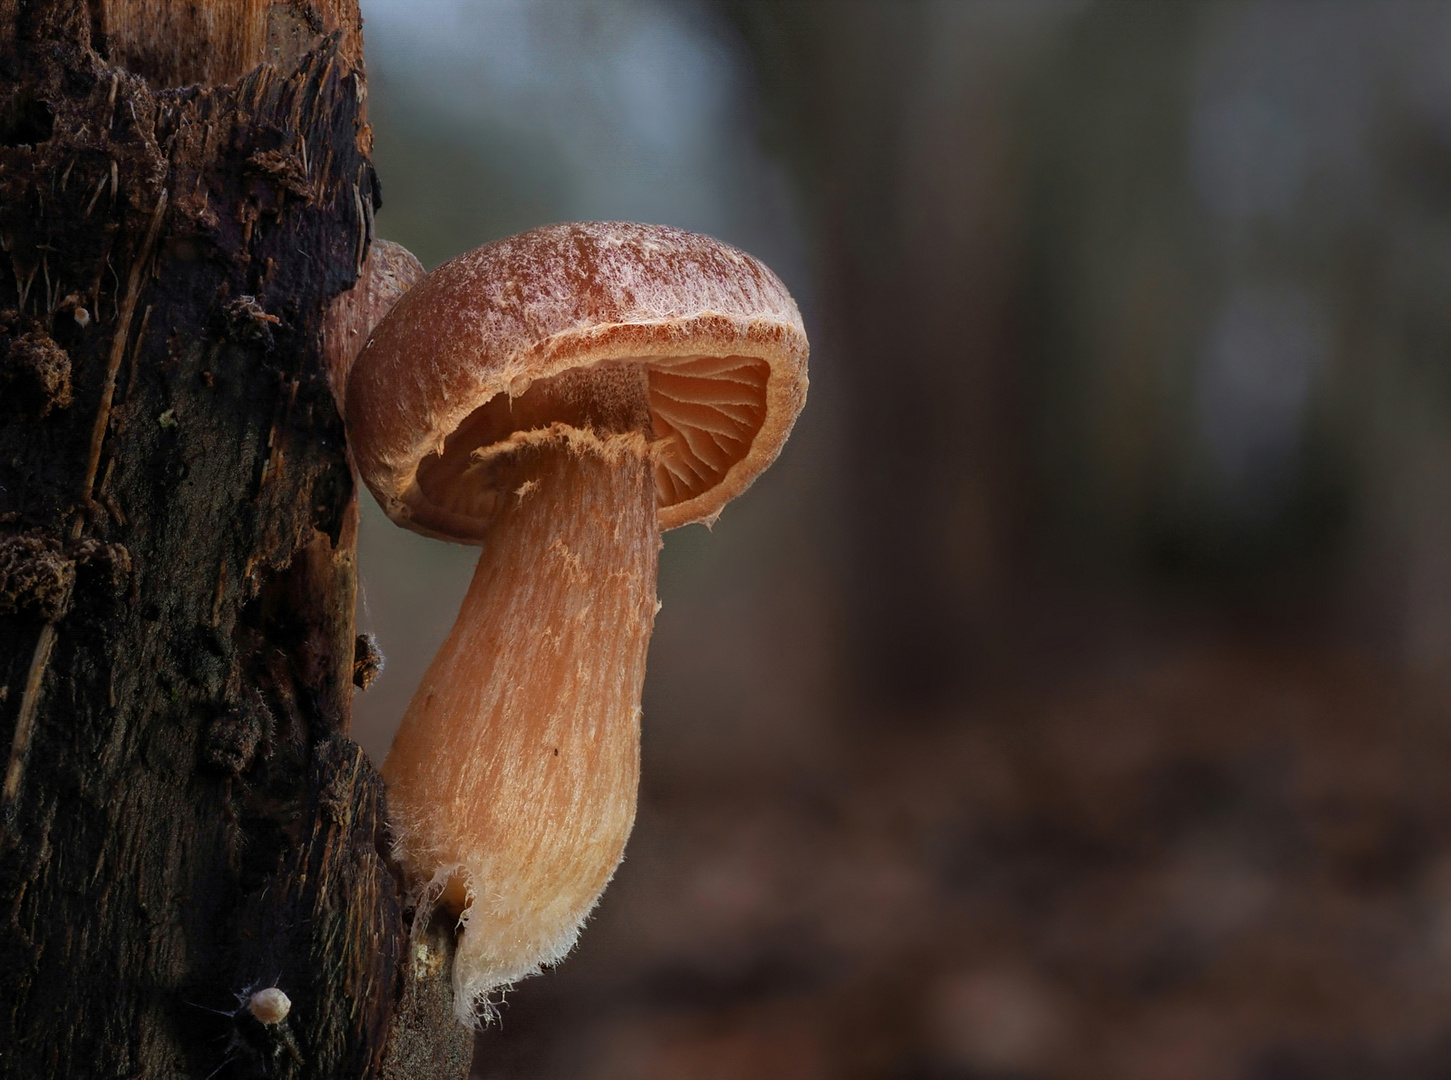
left=350, top=2, right=1451, bottom=1077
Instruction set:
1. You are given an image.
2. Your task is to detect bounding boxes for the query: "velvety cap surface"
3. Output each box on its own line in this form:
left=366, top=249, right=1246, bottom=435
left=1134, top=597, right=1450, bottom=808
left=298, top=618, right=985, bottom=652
left=346, top=222, right=809, bottom=540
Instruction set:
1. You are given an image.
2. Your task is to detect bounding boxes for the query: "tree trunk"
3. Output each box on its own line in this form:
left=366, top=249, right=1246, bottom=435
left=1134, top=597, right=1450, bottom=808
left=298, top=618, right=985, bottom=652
left=0, top=2, right=469, bottom=1076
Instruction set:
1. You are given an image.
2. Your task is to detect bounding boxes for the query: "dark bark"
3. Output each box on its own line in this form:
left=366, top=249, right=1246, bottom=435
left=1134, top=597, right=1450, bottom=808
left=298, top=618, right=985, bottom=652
left=0, top=3, right=467, bottom=1077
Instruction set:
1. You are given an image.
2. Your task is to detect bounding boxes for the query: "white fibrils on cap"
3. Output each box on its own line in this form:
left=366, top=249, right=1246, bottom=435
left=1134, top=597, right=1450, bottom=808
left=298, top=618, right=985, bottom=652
left=247, top=987, right=291, bottom=1025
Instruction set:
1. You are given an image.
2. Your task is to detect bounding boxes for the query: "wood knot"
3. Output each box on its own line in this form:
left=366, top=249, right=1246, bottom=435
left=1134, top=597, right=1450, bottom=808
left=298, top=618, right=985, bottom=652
left=0, top=531, right=75, bottom=621
left=201, top=686, right=271, bottom=774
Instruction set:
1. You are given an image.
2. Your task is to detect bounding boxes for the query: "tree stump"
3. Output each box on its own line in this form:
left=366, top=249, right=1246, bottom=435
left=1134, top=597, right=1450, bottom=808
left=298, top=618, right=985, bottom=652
left=0, top=2, right=468, bottom=1076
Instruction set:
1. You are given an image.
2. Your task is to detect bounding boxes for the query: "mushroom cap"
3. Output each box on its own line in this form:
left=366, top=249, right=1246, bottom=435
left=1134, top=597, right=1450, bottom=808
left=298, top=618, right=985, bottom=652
left=345, top=222, right=808, bottom=541
left=323, top=239, right=426, bottom=412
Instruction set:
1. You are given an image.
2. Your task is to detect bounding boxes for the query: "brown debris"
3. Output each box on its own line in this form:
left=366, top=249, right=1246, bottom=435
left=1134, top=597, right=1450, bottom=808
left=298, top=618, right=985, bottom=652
left=1, top=326, right=72, bottom=419
left=0, top=532, right=76, bottom=621
left=379, top=912, right=476, bottom=1080
left=353, top=631, right=383, bottom=690
left=225, top=293, right=282, bottom=346
left=72, top=537, right=132, bottom=598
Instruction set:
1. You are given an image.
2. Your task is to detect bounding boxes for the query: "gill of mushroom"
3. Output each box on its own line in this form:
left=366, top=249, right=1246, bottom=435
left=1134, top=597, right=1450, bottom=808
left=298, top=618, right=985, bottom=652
left=346, top=222, right=808, bottom=1025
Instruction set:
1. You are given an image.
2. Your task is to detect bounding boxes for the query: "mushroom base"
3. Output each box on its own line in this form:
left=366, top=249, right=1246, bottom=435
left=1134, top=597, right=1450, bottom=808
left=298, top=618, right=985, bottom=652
left=381, top=431, right=659, bottom=1024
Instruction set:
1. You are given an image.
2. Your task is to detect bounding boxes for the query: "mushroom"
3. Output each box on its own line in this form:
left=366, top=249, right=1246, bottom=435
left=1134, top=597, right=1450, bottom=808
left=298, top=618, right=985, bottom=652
left=346, top=222, right=807, bottom=1022
left=322, top=238, right=427, bottom=411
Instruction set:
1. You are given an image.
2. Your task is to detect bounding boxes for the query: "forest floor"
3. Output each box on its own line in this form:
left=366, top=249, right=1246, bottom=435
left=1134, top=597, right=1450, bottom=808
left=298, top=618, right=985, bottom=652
left=469, top=628, right=1451, bottom=1080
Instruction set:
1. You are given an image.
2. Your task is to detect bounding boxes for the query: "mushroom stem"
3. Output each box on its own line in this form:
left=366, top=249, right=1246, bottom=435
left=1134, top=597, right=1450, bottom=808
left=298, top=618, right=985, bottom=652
left=381, top=402, right=659, bottom=1019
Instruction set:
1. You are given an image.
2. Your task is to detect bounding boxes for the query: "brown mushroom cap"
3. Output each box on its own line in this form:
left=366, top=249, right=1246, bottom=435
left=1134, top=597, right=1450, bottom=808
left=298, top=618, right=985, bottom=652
left=345, top=222, right=808, bottom=541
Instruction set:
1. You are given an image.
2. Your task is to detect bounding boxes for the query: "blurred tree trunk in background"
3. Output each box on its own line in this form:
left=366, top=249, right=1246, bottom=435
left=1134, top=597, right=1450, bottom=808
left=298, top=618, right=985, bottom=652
left=725, top=0, right=1451, bottom=687
left=723, top=2, right=1059, bottom=708
left=0, top=3, right=465, bottom=1076
left=1020, top=1, right=1451, bottom=681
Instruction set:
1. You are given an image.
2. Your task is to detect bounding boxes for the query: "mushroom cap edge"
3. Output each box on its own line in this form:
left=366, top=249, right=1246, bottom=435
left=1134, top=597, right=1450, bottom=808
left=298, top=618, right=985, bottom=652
left=345, top=222, right=809, bottom=540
